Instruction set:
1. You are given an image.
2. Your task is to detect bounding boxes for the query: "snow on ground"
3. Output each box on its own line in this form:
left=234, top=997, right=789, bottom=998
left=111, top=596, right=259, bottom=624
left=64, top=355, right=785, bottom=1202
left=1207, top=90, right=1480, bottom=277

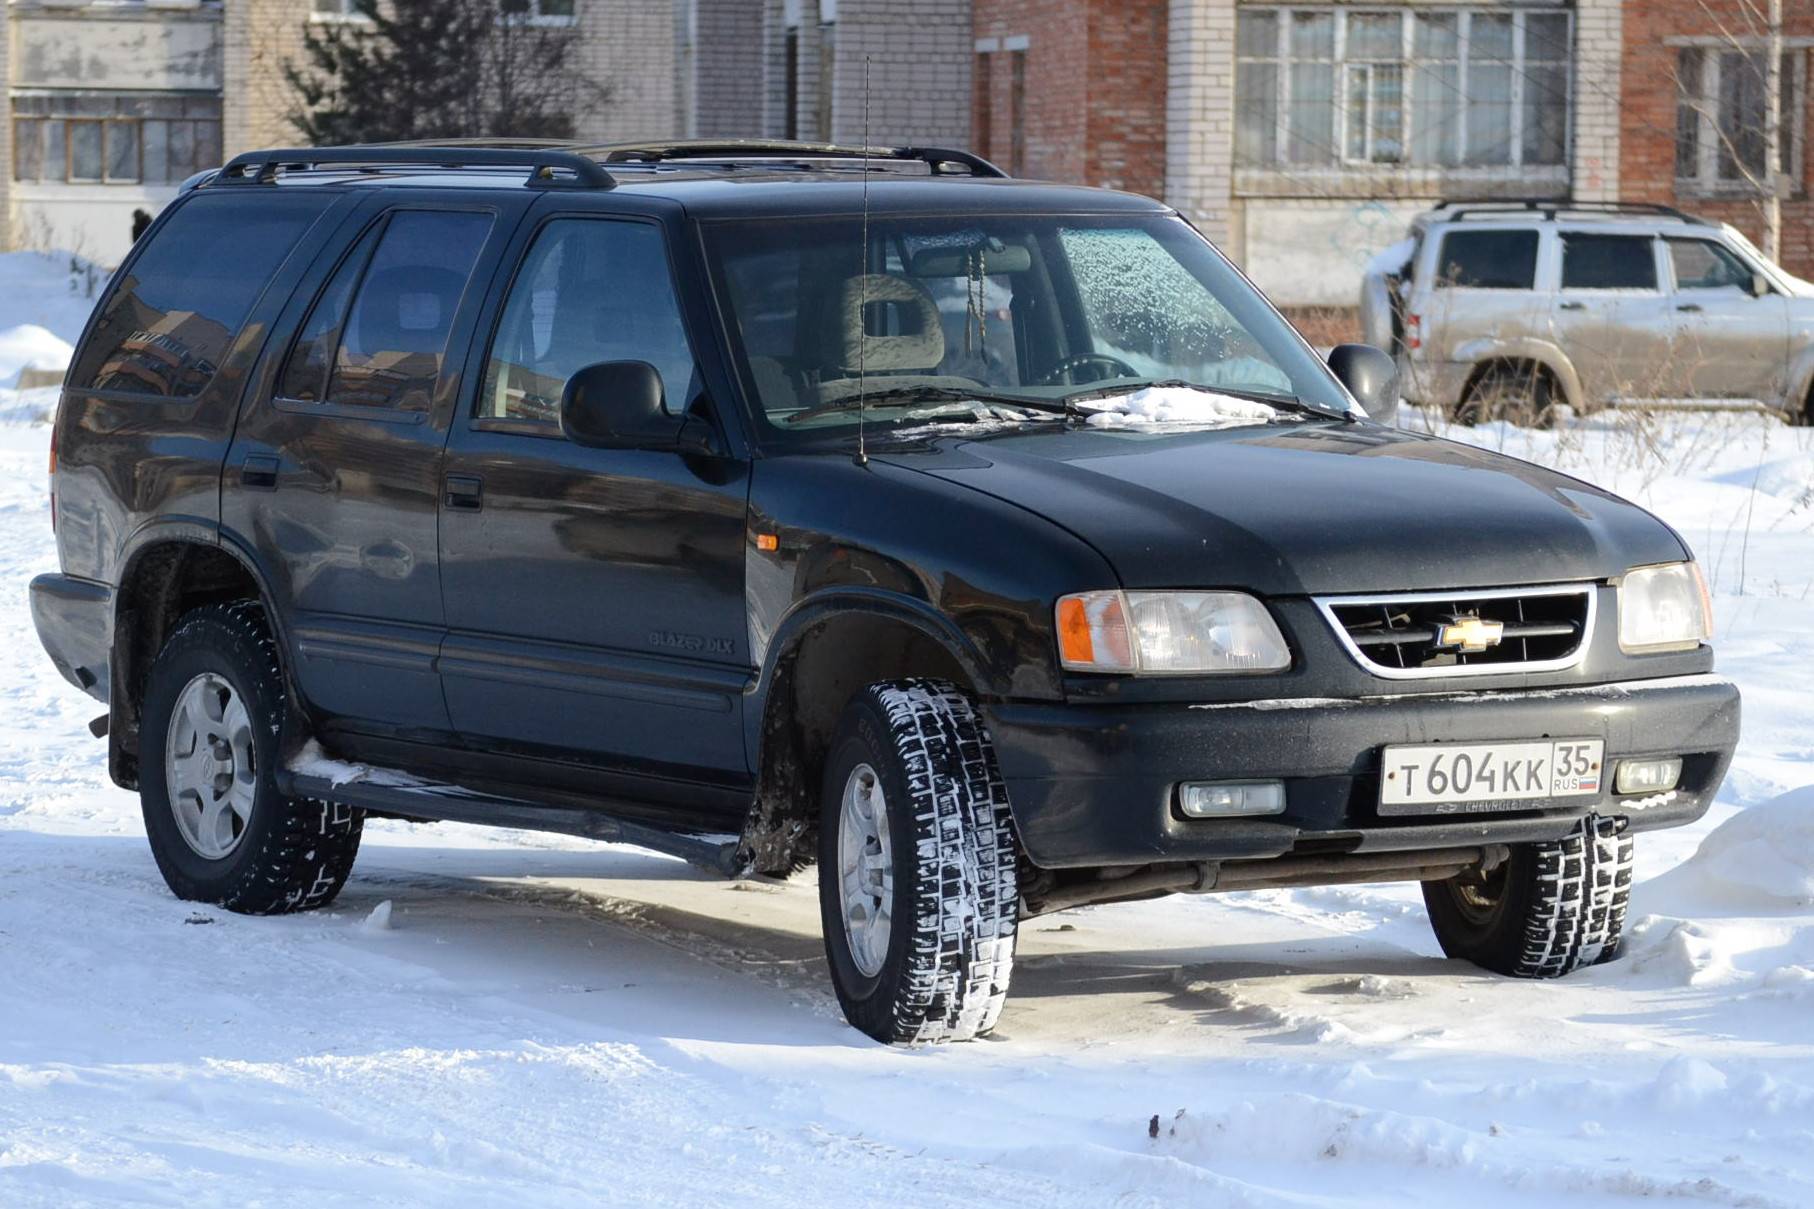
left=0, top=253, right=1810, bottom=1205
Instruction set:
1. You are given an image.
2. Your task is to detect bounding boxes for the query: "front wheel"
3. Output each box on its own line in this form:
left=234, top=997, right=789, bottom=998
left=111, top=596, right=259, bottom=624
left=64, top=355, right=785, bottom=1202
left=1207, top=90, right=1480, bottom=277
left=1423, top=815, right=1632, bottom=977
left=817, top=680, right=1020, bottom=1044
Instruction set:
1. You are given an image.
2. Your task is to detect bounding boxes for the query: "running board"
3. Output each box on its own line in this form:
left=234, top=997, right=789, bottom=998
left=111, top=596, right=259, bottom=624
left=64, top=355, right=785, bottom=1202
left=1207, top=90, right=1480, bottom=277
left=275, top=767, right=744, bottom=876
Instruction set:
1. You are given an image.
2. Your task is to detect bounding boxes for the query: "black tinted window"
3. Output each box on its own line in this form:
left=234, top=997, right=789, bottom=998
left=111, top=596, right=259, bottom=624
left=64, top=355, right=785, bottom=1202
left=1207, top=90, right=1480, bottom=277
left=1435, top=229, right=1540, bottom=289
left=322, top=210, right=493, bottom=410
left=1562, top=234, right=1658, bottom=290
left=278, top=227, right=380, bottom=403
left=75, top=193, right=330, bottom=398
left=479, top=219, right=697, bottom=425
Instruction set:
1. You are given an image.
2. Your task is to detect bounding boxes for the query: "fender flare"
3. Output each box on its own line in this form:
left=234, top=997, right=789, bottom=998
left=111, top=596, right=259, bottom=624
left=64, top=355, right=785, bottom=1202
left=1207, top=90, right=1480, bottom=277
left=1452, top=337, right=1586, bottom=412
left=744, top=586, right=997, bottom=760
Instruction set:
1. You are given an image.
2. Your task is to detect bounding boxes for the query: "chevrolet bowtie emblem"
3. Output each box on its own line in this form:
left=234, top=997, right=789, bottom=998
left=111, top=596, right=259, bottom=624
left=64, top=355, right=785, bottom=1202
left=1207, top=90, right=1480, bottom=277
left=1436, top=617, right=1505, bottom=653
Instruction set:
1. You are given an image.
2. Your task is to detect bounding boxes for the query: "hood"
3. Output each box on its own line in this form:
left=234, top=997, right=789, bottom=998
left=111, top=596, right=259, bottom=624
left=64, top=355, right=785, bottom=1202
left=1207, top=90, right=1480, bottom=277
left=877, top=421, right=1687, bottom=596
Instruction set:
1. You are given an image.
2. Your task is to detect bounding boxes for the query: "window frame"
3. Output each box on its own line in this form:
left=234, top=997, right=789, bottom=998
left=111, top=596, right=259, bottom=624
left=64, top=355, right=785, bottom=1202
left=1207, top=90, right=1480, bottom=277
left=1235, top=5, right=1574, bottom=174
left=272, top=204, right=500, bottom=425
left=1674, top=45, right=1808, bottom=197
left=1664, top=236, right=1762, bottom=294
left=1431, top=225, right=1543, bottom=291
left=469, top=212, right=702, bottom=441
left=1557, top=232, right=1663, bottom=294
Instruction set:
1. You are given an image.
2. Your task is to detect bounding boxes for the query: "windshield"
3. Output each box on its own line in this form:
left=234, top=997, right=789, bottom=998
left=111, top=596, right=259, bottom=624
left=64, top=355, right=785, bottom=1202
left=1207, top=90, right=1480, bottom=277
left=703, top=213, right=1350, bottom=441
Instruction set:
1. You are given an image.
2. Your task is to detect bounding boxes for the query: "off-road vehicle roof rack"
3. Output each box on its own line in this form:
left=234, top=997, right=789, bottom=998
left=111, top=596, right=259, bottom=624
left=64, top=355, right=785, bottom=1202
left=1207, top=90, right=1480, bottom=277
left=1430, top=198, right=1710, bottom=226
left=215, top=144, right=618, bottom=189
left=213, top=139, right=1007, bottom=192
left=592, top=138, right=1008, bottom=178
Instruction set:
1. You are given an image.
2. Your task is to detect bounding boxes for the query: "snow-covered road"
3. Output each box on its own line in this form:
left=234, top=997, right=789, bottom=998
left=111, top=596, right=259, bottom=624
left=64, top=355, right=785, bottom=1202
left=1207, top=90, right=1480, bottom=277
left=2, top=328, right=1811, bottom=1201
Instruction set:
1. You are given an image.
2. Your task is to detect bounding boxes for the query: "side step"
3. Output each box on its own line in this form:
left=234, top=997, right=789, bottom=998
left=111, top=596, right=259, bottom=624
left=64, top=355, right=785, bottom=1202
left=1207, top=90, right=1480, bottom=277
left=275, top=766, right=744, bottom=877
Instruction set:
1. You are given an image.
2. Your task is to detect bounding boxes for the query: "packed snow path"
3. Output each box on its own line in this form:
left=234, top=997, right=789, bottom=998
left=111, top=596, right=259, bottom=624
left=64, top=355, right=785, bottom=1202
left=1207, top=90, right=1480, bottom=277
left=2, top=391, right=1811, bottom=1203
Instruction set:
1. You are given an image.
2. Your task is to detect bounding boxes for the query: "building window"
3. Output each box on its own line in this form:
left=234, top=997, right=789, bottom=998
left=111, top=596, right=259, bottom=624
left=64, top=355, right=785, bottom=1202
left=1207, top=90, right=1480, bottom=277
left=500, top=0, right=577, bottom=22
left=1675, top=47, right=1806, bottom=195
left=1235, top=7, right=1572, bottom=171
left=784, top=26, right=801, bottom=140
left=12, top=94, right=222, bottom=186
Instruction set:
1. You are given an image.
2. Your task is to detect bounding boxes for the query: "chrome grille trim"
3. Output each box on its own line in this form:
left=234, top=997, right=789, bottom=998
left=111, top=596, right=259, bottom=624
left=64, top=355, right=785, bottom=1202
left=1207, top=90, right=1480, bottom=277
left=1314, top=583, right=1597, bottom=680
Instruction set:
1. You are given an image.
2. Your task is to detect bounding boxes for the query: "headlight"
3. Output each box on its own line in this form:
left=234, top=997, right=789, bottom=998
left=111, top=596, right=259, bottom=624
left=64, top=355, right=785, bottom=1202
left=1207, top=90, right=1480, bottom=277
left=1619, top=562, right=1712, bottom=653
left=1056, top=590, right=1291, bottom=673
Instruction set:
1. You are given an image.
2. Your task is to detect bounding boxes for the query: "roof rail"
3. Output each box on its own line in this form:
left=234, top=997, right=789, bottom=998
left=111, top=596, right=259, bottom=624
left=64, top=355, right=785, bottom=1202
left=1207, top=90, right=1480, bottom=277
left=593, top=139, right=1009, bottom=178
left=1431, top=198, right=1709, bottom=226
left=213, top=145, right=617, bottom=189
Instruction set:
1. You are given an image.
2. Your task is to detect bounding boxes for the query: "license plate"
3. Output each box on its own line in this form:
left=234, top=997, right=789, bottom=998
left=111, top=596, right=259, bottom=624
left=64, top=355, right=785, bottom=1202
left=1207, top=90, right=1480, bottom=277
left=1379, top=739, right=1603, bottom=815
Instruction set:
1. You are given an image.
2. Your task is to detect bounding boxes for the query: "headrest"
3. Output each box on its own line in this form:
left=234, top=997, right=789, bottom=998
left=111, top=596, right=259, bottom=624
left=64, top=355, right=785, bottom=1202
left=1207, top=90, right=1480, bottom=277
left=833, top=273, right=944, bottom=375
left=354, top=266, right=467, bottom=355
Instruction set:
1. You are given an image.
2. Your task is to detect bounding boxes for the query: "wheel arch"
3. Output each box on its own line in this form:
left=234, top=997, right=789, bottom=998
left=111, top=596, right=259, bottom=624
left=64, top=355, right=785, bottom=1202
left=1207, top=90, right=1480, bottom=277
left=108, top=534, right=286, bottom=789
left=1454, top=338, right=1584, bottom=413
left=738, top=592, right=993, bottom=875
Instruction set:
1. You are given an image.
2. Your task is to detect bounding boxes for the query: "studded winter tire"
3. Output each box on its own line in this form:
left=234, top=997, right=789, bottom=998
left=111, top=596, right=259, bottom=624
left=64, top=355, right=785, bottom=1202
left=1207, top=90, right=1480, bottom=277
left=1423, top=814, right=1633, bottom=977
left=817, top=680, right=1020, bottom=1044
left=139, top=601, right=363, bottom=915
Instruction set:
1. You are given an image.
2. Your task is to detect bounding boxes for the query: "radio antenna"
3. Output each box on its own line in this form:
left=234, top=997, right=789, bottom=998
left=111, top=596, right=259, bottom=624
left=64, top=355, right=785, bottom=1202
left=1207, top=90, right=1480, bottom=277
left=855, top=54, right=872, bottom=467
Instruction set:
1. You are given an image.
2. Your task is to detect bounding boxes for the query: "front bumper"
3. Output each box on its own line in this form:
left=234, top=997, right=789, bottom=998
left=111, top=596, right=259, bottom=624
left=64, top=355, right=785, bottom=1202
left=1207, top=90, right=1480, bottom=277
left=30, top=573, right=113, bottom=703
left=985, top=673, right=1740, bottom=868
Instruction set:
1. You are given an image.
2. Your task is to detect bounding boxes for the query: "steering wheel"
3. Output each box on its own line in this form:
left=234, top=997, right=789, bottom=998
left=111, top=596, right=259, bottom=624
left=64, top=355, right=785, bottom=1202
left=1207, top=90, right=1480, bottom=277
left=1038, top=353, right=1139, bottom=387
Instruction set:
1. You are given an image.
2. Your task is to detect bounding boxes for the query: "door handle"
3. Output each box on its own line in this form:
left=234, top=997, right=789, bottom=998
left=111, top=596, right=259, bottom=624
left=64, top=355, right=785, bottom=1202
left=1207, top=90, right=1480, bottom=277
left=1558, top=301, right=1587, bottom=312
left=1676, top=303, right=1703, bottom=313
left=240, top=454, right=279, bottom=490
left=444, top=474, right=483, bottom=511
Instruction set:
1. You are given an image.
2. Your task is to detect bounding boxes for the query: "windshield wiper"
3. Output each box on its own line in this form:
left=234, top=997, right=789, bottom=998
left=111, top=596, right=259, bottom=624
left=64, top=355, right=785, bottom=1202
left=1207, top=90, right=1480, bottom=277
left=1060, top=378, right=1312, bottom=412
left=783, top=385, right=1072, bottom=425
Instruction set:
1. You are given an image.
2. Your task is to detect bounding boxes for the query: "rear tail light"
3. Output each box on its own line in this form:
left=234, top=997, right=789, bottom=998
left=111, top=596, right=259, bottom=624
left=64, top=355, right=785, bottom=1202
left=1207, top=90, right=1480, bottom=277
left=1405, top=313, right=1422, bottom=351
left=48, top=420, right=58, bottom=532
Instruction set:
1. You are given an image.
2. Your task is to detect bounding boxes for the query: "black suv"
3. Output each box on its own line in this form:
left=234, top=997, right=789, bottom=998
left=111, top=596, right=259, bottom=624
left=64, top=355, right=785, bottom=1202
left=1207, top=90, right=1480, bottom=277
left=32, top=141, right=1739, bottom=1045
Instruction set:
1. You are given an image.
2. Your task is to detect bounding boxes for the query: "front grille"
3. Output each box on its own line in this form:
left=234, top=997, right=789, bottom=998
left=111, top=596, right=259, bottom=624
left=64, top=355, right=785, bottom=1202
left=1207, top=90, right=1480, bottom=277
left=1316, top=584, right=1594, bottom=679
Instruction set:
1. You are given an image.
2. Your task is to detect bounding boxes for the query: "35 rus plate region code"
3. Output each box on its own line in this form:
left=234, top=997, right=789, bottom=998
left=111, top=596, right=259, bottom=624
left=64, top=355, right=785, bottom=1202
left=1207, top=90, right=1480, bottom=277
left=1379, top=739, right=1603, bottom=815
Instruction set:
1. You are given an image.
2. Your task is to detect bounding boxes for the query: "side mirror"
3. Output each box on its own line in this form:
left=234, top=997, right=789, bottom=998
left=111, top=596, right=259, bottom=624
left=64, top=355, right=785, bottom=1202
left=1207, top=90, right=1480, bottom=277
left=560, top=360, right=716, bottom=454
left=1749, top=272, right=1772, bottom=298
left=1326, top=343, right=1400, bottom=425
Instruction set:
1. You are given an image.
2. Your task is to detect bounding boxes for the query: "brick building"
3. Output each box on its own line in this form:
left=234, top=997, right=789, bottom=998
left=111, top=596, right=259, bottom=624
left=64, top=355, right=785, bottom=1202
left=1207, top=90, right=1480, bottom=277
left=1620, top=0, right=1813, bottom=278
left=973, top=0, right=1813, bottom=323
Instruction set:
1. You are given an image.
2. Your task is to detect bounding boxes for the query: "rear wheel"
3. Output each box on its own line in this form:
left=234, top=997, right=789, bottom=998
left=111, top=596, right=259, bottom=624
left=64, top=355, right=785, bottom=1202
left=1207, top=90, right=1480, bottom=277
left=139, top=602, right=363, bottom=915
left=1423, top=815, right=1632, bottom=977
left=817, top=680, right=1019, bottom=1044
left=1455, top=363, right=1558, bottom=428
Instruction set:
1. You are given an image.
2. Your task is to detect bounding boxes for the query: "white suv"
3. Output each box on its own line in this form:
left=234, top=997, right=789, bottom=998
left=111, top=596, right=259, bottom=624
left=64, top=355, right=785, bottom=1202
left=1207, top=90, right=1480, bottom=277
left=1361, top=201, right=1814, bottom=425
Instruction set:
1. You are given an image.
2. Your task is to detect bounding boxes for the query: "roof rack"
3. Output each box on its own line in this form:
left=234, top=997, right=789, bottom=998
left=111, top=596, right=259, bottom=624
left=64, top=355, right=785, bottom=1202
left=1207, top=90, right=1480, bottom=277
left=592, top=139, right=1008, bottom=178
left=214, top=145, right=617, bottom=189
left=1431, top=198, right=1709, bottom=226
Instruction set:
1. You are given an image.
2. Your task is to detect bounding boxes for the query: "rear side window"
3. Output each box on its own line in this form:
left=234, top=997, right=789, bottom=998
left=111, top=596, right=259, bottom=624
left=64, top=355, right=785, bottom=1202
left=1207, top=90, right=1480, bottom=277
left=1561, top=234, right=1658, bottom=291
left=1434, top=229, right=1539, bottom=290
left=73, top=192, right=331, bottom=398
left=279, top=209, right=493, bottom=411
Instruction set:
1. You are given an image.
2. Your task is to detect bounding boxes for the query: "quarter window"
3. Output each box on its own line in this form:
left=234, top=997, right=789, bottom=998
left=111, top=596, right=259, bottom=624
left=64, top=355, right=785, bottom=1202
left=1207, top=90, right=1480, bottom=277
left=279, top=210, right=494, bottom=411
left=1434, top=229, right=1540, bottom=290
left=73, top=193, right=333, bottom=399
left=1235, top=7, right=1571, bottom=171
left=1561, top=234, right=1657, bottom=291
left=480, top=220, right=698, bottom=426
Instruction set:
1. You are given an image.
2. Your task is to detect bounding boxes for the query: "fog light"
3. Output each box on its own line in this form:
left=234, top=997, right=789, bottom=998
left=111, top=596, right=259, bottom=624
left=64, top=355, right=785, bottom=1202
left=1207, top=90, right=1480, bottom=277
left=1614, top=758, right=1682, bottom=796
left=1178, top=780, right=1286, bottom=818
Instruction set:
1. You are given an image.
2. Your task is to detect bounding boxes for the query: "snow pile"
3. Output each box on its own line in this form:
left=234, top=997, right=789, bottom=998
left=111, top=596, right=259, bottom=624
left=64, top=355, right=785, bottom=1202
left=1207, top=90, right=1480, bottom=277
left=0, top=324, right=72, bottom=388
left=1666, top=785, right=1814, bottom=910
left=1081, top=384, right=1278, bottom=429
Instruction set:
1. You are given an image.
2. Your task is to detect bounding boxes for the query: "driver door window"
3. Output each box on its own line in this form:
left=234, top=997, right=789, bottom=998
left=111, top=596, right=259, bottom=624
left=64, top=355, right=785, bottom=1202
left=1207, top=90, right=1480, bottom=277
left=480, top=218, right=698, bottom=427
